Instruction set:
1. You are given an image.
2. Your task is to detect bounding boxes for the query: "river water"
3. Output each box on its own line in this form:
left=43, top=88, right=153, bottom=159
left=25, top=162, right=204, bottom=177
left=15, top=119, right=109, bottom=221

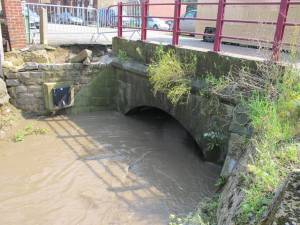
left=0, top=110, right=221, bottom=225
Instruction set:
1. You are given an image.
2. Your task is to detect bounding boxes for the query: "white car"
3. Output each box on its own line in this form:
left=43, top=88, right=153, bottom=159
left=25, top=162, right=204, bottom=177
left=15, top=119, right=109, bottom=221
left=180, top=10, right=197, bottom=34
left=147, top=18, right=169, bottom=30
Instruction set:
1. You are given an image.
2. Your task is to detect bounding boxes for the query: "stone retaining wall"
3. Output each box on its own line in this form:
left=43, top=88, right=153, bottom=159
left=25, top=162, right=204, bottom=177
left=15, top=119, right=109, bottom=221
left=3, top=56, right=116, bottom=114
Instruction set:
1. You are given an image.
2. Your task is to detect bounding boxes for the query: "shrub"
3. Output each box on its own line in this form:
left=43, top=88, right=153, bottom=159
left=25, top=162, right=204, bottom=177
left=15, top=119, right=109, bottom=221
left=148, top=46, right=196, bottom=105
left=204, top=60, right=299, bottom=225
left=236, top=64, right=300, bottom=224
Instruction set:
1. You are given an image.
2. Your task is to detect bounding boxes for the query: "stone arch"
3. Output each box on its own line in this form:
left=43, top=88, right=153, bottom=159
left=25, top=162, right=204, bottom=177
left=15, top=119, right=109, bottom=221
left=125, top=104, right=205, bottom=156
left=122, top=102, right=224, bottom=162
left=115, top=69, right=232, bottom=163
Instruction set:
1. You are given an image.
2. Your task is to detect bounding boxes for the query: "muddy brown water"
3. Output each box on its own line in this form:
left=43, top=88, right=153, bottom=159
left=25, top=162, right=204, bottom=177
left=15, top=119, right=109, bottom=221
left=0, top=110, right=221, bottom=225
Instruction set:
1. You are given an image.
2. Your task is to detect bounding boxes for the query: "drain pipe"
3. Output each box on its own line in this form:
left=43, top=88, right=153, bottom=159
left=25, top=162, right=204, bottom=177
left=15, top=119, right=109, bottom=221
left=0, top=19, right=5, bottom=79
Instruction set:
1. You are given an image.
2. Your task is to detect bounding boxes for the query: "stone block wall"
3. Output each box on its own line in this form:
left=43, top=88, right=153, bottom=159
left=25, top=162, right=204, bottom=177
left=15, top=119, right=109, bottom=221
left=3, top=59, right=116, bottom=114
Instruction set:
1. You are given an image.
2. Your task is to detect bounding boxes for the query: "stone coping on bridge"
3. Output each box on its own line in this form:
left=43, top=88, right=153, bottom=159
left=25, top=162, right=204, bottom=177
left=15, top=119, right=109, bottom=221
left=112, top=37, right=263, bottom=76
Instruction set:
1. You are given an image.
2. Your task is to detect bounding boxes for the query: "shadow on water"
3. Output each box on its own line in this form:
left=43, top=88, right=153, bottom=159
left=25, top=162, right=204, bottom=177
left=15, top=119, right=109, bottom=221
left=43, top=109, right=221, bottom=223
left=126, top=106, right=205, bottom=159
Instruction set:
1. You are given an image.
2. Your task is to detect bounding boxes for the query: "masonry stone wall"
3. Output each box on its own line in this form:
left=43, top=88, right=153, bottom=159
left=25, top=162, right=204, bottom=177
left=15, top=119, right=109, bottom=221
left=3, top=57, right=116, bottom=114
left=112, top=37, right=296, bottom=225
left=111, top=58, right=252, bottom=165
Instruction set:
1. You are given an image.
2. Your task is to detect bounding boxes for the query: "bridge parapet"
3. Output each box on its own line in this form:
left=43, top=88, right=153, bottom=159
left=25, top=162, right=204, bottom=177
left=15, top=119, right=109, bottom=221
left=112, top=37, right=261, bottom=78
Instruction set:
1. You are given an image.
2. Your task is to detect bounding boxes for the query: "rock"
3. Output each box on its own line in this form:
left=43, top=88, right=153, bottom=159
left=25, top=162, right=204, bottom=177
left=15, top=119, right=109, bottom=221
left=107, top=48, right=113, bottom=55
left=19, top=62, right=39, bottom=71
left=4, top=72, right=18, bottom=79
left=98, top=55, right=113, bottom=65
left=261, top=170, right=300, bottom=225
left=217, top=146, right=252, bottom=225
left=221, top=133, right=246, bottom=178
left=22, top=49, right=49, bottom=64
left=3, top=51, right=24, bottom=67
left=7, top=87, right=17, bottom=98
left=2, top=61, right=14, bottom=69
left=229, top=104, right=252, bottom=136
left=2, top=61, right=20, bottom=73
left=6, top=79, right=20, bottom=87
left=70, top=49, right=92, bottom=63
left=43, top=45, right=56, bottom=51
left=0, top=78, right=9, bottom=105
left=83, top=57, right=91, bottom=66
left=20, top=47, right=30, bottom=52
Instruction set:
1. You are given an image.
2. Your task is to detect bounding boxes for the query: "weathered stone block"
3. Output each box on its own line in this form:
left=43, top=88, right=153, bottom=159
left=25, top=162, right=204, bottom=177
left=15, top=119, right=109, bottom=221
left=30, top=72, right=45, bottom=84
left=6, top=79, right=20, bottom=87
left=28, top=85, right=42, bottom=93
left=19, top=72, right=31, bottom=83
left=70, top=49, right=92, bottom=63
left=19, top=62, right=39, bottom=71
left=5, top=72, right=18, bottom=79
left=221, top=133, right=246, bottom=178
left=38, top=64, right=63, bottom=71
left=7, top=87, right=17, bottom=98
left=16, top=93, right=36, bottom=107
left=0, top=78, right=10, bottom=105
left=72, top=63, right=84, bottom=70
left=33, top=91, right=43, bottom=98
left=16, top=85, right=28, bottom=93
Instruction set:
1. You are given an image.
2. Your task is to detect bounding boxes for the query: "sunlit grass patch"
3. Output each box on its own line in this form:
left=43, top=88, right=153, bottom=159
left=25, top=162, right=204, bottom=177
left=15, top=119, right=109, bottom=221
left=14, top=124, right=48, bottom=142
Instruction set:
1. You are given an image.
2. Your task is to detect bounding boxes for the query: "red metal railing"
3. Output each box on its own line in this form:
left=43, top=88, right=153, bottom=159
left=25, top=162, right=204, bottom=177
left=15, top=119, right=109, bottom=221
left=114, top=0, right=300, bottom=61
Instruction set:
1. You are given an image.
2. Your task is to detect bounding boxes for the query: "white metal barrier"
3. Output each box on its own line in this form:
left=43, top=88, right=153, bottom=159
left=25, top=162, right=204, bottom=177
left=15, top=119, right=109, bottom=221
left=23, top=2, right=141, bottom=45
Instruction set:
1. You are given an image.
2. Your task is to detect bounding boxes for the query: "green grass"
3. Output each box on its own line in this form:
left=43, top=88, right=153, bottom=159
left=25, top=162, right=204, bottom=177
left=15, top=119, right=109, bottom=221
left=199, top=62, right=299, bottom=225
left=14, top=124, right=48, bottom=142
left=235, top=66, right=300, bottom=224
left=117, top=49, right=129, bottom=62
left=205, top=74, right=230, bottom=93
left=169, top=195, right=219, bottom=225
left=148, top=46, right=196, bottom=105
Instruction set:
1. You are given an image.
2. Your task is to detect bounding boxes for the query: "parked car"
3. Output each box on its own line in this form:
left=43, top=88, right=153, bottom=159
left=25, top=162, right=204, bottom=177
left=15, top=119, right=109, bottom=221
left=98, top=8, right=130, bottom=27
left=180, top=10, right=197, bottom=34
left=147, top=18, right=169, bottom=30
left=57, top=12, right=84, bottom=25
left=24, top=8, right=40, bottom=29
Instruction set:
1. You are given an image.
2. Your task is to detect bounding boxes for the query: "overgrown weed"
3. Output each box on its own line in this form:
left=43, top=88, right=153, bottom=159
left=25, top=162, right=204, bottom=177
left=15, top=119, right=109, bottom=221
left=14, top=124, right=48, bottom=142
left=203, top=52, right=299, bottom=224
left=236, top=64, right=300, bottom=224
left=148, top=46, right=197, bottom=105
left=117, top=49, right=129, bottom=61
left=169, top=195, right=219, bottom=225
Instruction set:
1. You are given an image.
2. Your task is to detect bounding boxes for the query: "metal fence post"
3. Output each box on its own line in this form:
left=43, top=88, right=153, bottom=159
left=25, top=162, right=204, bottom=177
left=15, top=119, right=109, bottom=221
left=118, top=2, right=123, bottom=37
left=172, top=0, right=181, bottom=45
left=96, top=8, right=100, bottom=34
left=141, top=0, right=148, bottom=41
left=272, top=0, right=290, bottom=61
left=213, top=0, right=226, bottom=52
